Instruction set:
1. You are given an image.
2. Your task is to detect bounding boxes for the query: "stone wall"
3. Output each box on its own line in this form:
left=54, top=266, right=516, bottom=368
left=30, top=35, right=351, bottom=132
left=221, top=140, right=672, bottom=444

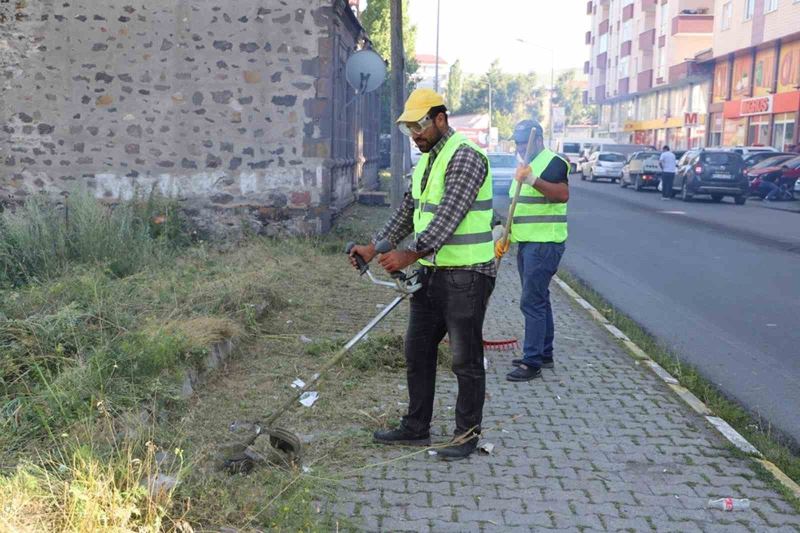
left=0, top=0, right=380, bottom=237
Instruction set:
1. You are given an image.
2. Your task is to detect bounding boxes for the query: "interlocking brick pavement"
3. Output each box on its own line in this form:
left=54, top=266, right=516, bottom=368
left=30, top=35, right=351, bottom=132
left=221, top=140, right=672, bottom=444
left=333, top=253, right=800, bottom=532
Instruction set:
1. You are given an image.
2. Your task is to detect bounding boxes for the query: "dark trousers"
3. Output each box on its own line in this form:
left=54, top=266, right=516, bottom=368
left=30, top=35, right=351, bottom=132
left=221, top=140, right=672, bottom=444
left=402, top=268, right=495, bottom=436
left=661, top=172, right=675, bottom=198
left=517, top=242, right=566, bottom=368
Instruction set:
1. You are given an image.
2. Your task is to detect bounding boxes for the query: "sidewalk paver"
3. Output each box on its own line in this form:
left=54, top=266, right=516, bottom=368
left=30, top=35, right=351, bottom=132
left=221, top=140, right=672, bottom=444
left=333, top=253, right=800, bottom=532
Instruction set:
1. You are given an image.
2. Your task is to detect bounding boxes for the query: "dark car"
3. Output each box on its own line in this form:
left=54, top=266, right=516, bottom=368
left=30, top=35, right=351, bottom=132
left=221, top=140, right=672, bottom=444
left=672, top=150, right=748, bottom=204
left=743, top=151, right=794, bottom=168
left=748, top=155, right=800, bottom=199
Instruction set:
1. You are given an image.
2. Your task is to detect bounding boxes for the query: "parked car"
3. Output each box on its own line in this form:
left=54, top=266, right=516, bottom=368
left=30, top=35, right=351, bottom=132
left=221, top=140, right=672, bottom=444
left=555, top=137, right=616, bottom=173
left=748, top=155, right=800, bottom=199
left=743, top=151, right=793, bottom=168
left=620, top=151, right=662, bottom=190
left=488, top=152, right=518, bottom=218
left=723, top=146, right=778, bottom=157
left=672, top=149, right=748, bottom=204
left=743, top=154, right=797, bottom=180
left=580, top=151, right=627, bottom=182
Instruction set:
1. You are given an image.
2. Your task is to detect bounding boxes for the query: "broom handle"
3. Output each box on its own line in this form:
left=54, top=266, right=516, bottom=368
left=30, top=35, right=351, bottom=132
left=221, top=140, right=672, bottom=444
left=495, top=126, right=539, bottom=270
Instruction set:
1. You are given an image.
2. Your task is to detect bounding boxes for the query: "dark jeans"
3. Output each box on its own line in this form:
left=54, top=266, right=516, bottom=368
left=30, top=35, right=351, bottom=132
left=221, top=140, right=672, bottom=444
left=759, top=180, right=780, bottom=200
left=661, top=172, right=675, bottom=198
left=402, top=268, right=495, bottom=436
left=517, top=242, right=566, bottom=369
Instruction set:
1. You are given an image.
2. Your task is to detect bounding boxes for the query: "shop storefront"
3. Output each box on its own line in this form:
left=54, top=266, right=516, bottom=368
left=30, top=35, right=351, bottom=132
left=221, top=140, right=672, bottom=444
left=723, top=92, right=800, bottom=147
left=624, top=113, right=707, bottom=150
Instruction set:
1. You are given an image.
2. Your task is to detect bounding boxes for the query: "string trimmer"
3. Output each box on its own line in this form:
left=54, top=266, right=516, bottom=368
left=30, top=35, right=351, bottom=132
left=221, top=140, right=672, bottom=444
left=220, top=240, right=421, bottom=473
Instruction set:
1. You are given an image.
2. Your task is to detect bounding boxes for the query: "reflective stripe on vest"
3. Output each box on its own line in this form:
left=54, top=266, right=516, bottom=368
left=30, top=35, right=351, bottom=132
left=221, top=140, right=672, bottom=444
left=508, top=148, right=569, bottom=243
left=412, top=132, right=494, bottom=267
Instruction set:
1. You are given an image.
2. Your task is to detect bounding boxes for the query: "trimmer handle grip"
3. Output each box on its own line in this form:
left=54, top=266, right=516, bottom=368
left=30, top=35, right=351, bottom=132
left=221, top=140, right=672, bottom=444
left=345, top=242, right=369, bottom=275
left=375, top=239, right=405, bottom=280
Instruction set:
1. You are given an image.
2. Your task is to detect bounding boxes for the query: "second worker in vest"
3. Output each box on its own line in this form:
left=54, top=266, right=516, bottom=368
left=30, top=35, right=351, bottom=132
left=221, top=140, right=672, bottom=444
left=348, top=89, right=495, bottom=460
left=496, top=120, right=570, bottom=382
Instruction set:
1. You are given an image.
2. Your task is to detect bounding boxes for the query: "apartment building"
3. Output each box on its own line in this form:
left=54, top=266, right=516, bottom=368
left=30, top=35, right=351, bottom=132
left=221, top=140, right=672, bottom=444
left=706, top=0, right=800, bottom=150
left=586, top=0, right=715, bottom=148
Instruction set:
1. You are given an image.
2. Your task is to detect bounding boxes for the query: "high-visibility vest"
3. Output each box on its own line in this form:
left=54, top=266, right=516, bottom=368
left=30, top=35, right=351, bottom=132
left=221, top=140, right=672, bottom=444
left=508, top=149, right=569, bottom=243
left=412, top=132, right=494, bottom=267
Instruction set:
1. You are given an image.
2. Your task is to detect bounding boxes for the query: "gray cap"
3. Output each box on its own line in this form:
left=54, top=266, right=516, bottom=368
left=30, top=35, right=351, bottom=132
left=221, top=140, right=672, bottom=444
left=512, top=120, right=544, bottom=143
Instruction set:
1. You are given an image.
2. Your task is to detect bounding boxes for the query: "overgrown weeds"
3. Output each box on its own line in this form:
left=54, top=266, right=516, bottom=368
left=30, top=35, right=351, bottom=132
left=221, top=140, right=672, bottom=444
left=0, top=190, right=186, bottom=287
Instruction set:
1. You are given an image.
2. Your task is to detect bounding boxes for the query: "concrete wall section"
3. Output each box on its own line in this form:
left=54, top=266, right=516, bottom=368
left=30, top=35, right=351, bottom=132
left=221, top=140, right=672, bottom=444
left=0, top=0, right=377, bottom=236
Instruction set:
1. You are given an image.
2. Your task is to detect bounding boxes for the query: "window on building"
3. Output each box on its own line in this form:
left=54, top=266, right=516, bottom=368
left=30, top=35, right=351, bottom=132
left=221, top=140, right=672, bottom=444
left=619, top=56, right=629, bottom=78
left=691, top=82, right=710, bottom=113
left=660, top=3, right=669, bottom=35
left=744, top=0, right=755, bottom=20
left=748, top=116, right=770, bottom=145
left=599, top=33, right=608, bottom=53
left=765, top=0, right=778, bottom=13
left=657, top=47, right=666, bottom=81
left=622, top=20, right=632, bottom=42
left=721, top=2, right=732, bottom=30
left=773, top=113, right=796, bottom=151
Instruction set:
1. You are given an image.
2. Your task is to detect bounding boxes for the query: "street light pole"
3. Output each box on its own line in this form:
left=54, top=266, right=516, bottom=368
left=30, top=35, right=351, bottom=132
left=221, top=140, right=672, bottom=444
left=434, top=0, right=441, bottom=93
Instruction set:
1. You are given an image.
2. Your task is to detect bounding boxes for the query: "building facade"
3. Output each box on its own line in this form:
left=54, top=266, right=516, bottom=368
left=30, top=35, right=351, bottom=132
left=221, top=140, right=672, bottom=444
left=587, top=0, right=715, bottom=149
left=706, top=0, right=800, bottom=150
left=0, top=0, right=381, bottom=237
left=414, top=54, right=450, bottom=92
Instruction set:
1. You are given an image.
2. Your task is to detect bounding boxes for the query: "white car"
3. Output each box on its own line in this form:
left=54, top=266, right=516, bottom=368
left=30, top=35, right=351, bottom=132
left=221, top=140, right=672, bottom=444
left=580, top=151, right=627, bottom=183
left=723, top=146, right=778, bottom=157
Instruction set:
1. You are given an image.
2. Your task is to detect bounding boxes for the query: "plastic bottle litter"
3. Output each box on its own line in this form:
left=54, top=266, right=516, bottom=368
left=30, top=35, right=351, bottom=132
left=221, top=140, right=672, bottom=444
left=707, top=498, right=750, bottom=511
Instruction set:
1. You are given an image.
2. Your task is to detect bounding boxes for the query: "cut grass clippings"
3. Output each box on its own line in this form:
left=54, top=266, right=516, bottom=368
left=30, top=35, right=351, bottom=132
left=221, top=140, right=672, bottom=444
left=557, top=268, right=800, bottom=512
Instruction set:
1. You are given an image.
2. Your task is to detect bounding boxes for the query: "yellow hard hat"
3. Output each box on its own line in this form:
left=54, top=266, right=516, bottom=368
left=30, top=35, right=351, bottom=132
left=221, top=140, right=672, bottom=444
left=396, top=88, right=446, bottom=123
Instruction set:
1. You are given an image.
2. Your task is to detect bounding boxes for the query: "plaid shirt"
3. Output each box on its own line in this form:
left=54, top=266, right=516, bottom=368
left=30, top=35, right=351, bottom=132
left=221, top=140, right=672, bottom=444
left=375, top=128, right=496, bottom=277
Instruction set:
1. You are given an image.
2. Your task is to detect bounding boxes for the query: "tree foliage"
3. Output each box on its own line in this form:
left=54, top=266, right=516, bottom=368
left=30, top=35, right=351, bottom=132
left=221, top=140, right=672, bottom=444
left=447, top=60, right=463, bottom=112
left=457, top=60, right=544, bottom=140
left=553, top=70, right=596, bottom=126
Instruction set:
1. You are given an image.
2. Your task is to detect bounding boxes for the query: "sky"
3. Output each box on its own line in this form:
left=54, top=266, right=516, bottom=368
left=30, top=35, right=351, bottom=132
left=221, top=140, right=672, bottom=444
left=406, top=0, right=590, bottom=77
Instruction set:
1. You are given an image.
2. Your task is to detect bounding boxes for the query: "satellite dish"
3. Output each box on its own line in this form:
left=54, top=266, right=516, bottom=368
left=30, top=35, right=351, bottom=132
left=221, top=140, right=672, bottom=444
left=345, top=49, right=387, bottom=95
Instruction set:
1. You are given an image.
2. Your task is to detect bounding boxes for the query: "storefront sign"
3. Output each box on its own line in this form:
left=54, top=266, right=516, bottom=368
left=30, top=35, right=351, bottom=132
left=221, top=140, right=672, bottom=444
left=684, top=112, right=700, bottom=126
left=777, top=40, right=800, bottom=95
left=740, top=95, right=773, bottom=116
left=624, top=114, right=706, bottom=132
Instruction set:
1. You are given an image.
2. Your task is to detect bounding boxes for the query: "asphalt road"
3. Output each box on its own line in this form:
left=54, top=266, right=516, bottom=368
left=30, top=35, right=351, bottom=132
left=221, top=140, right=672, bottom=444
left=549, top=178, right=800, bottom=448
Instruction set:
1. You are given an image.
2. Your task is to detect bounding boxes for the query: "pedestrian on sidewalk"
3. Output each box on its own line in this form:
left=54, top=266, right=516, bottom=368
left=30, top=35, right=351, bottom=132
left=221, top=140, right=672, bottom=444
left=496, top=120, right=570, bottom=382
left=348, top=88, right=495, bottom=460
left=659, top=145, right=677, bottom=200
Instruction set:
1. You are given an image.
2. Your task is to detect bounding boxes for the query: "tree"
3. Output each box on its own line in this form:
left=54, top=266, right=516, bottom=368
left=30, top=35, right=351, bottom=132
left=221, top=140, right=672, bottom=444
left=361, top=0, right=418, bottom=133
left=552, top=70, right=596, bottom=126
left=447, top=60, right=463, bottom=112
left=457, top=60, right=545, bottom=140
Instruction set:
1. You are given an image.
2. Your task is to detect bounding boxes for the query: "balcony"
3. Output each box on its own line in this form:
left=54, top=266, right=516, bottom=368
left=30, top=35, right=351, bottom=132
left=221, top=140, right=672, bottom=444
left=586, top=31, right=592, bottom=45
left=672, top=14, right=713, bottom=35
left=599, top=19, right=609, bottom=35
left=641, top=0, right=656, bottom=12
left=621, top=40, right=632, bottom=57
left=622, top=3, right=634, bottom=21
left=597, top=52, right=608, bottom=69
left=637, top=69, right=653, bottom=91
left=639, top=29, right=655, bottom=51
left=618, top=77, right=630, bottom=97
left=586, top=0, right=593, bottom=15
left=594, top=85, right=606, bottom=103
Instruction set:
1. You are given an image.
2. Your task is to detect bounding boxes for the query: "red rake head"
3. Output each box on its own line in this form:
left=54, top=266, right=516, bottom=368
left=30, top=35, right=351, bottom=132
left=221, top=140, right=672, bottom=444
left=482, top=339, right=520, bottom=351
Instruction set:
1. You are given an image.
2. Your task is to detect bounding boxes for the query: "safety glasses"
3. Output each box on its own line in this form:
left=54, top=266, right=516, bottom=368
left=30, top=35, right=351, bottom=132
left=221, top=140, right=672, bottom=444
left=398, top=115, right=433, bottom=137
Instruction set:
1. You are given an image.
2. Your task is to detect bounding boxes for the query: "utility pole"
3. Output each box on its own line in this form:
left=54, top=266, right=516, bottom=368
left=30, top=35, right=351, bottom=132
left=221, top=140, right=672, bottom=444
left=434, top=0, right=441, bottom=93
left=390, top=0, right=406, bottom=209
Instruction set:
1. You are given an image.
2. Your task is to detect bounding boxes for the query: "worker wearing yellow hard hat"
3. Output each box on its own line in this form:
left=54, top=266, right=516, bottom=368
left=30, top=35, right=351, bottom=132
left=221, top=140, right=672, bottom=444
left=348, top=88, right=495, bottom=460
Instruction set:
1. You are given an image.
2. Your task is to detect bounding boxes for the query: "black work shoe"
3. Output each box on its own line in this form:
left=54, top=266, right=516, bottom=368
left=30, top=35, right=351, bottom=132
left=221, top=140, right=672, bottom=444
left=506, top=364, right=542, bottom=382
left=373, top=427, right=430, bottom=446
left=437, top=435, right=479, bottom=461
left=512, top=358, right=554, bottom=369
